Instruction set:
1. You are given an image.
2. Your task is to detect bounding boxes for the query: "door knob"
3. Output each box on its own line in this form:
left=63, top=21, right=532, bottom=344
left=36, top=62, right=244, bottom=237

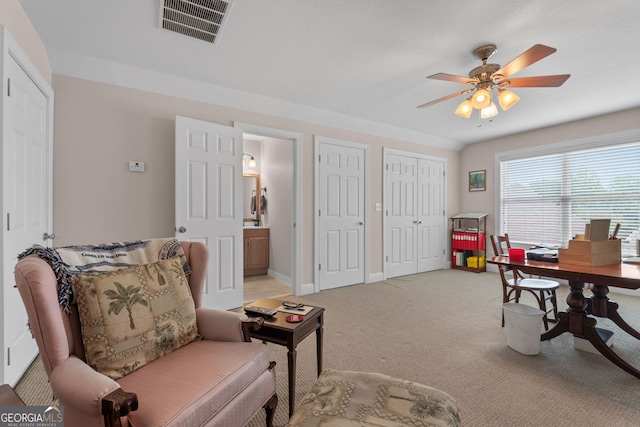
left=42, top=233, right=55, bottom=241
left=177, top=226, right=187, bottom=233
left=359, top=221, right=364, bottom=225
left=417, top=220, right=423, bottom=224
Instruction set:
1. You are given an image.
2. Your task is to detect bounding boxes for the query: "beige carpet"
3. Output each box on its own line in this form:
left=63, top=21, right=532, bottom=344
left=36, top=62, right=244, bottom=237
left=15, top=269, right=640, bottom=426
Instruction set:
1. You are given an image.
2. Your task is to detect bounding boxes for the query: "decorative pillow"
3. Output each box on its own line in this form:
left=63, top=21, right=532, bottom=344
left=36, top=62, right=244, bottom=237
left=71, top=257, right=199, bottom=380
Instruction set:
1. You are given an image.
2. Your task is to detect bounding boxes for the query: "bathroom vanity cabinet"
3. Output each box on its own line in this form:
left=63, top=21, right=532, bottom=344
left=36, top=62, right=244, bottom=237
left=244, top=228, right=269, bottom=276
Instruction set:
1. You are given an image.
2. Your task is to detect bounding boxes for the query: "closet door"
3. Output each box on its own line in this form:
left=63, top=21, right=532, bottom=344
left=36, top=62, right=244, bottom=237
left=385, top=153, right=418, bottom=278
left=417, top=158, right=445, bottom=272
left=316, top=138, right=367, bottom=291
left=385, top=150, right=445, bottom=279
left=1, top=28, right=54, bottom=386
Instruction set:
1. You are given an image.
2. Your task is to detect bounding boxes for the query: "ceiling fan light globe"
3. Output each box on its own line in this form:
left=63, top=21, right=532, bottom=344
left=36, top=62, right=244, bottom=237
left=471, top=89, right=491, bottom=109
left=454, top=99, right=473, bottom=118
left=498, top=90, right=520, bottom=110
left=480, top=102, right=499, bottom=119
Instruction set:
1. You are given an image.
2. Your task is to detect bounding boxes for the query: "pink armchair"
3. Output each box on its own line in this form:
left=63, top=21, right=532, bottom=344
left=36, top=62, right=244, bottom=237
left=15, top=241, right=277, bottom=427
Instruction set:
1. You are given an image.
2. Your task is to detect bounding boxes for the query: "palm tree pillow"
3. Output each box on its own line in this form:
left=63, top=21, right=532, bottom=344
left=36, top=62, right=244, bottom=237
left=71, top=256, right=199, bottom=380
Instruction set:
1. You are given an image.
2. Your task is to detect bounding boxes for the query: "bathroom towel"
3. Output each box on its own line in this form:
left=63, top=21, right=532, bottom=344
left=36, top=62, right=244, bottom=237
left=259, top=195, right=267, bottom=214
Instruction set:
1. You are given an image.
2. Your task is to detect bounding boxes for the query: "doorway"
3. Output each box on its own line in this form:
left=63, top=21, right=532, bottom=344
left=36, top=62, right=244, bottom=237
left=235, top=123, right=302, bottom=302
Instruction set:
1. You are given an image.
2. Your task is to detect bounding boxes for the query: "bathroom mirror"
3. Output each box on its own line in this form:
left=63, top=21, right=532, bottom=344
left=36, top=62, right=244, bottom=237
left=243, top=173, right=260, bottom=222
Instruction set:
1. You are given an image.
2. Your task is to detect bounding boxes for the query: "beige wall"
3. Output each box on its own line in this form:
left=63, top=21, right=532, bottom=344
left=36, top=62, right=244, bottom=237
left=459, top=107, right=640, bottom=240
left=0, top=0, right=51, bottom=84
left=52, top=75, right=460, bottom=286
left=261, top=137, right=294, bottom=280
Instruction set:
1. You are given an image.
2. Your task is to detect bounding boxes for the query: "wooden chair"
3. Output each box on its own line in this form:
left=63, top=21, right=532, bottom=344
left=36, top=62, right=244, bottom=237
left=490, top=234, right=559, bottom=330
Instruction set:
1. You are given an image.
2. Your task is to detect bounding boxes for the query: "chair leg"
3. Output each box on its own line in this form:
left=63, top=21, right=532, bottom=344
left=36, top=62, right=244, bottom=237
left=550, top=290, right=558, bottom=322
left=538, top=291, right=549, bottom=331
left=264, top=393, right=278, bottom=427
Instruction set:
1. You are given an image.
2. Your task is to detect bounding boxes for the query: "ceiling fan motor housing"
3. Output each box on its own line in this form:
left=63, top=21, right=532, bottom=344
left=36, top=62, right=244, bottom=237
left=469, top=63, right=501, bottom=83
left=470, top=44, right=501, bottom=86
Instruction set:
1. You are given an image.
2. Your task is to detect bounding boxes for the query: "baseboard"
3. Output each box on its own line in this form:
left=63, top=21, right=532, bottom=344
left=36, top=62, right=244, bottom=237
left=267, top=269, right=292, bottom=286
left=299, top=282, right=316, bottom=296
left=368, top=272, right=384, bottom=283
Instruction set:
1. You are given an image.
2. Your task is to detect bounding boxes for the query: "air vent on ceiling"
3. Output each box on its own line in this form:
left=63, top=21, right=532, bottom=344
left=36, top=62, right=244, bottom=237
left=160, top=0, right=233, bottom=44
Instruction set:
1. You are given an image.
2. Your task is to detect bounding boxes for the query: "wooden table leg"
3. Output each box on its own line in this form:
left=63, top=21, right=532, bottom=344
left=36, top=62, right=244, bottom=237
left=541, top=311, right=569, bottom=341
left=542, top=279, right=587, bottom=341
left=287, top=347, right=297, bottom=418
left=588, top=284, right=640, bottom=340
left=606, top=300, right=640, bottom=340
left=547, top=281, right=640, bottom=378
left=316, top=319, right=323, bottom=377
left=579, top=315, right=640, bottom=378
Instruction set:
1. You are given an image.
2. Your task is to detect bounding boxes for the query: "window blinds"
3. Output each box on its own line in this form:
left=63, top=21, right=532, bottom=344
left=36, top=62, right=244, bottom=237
left=499, top=140, right=640, bottom=255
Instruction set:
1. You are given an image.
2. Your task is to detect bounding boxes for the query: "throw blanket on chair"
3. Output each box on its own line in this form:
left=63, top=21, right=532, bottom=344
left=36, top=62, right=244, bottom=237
left=18, top=238, right=191, bottom=315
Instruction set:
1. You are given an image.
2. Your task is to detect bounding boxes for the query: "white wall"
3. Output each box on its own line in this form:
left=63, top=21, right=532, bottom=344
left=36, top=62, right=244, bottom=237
left=261, top=137, right=294, bottom=281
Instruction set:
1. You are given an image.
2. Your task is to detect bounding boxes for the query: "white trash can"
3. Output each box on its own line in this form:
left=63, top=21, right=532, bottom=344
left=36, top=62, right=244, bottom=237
left=502, top=303, right=544, bottom=355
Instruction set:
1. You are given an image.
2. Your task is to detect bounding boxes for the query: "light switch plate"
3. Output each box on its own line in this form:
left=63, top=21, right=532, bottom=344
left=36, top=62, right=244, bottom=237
left=375, top=202, right=382, bottom=212
left=129, top=161, right=145, bottom=172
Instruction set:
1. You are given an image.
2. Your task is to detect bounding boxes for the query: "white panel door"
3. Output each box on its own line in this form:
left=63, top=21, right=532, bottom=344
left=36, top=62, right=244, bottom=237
left=417, top=158, right=445, bottom=271
left=385, top=153, right=418, bottom=278
left=385, top=152, right=445, bottom=279
left=175, top=116, right=243, bottom=310
left=318, top=142, right=365, bottom=290
left=3, top=54, right=52, bottom=385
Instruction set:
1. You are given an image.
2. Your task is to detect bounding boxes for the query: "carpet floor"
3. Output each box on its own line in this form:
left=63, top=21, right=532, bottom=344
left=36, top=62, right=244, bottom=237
left=15, top=269, right=640, bottom=426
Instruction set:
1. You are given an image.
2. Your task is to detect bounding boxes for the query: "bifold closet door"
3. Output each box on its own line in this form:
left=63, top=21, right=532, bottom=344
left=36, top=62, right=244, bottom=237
left=386, top=153, right=418, bottom=278
left=385, top=152, right=445, bottom=279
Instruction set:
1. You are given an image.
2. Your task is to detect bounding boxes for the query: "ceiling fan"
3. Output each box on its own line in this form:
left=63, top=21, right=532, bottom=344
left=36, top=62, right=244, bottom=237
left=417, top=44, right=570, bottom=118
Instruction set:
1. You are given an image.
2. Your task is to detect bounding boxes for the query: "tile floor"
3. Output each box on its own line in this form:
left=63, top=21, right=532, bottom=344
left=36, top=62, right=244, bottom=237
left=243, top=275, right=292, bottom=303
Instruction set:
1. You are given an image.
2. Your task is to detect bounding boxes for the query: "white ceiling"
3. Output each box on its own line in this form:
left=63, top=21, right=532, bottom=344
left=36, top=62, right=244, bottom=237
left=19, top=0, right=640, bottom=149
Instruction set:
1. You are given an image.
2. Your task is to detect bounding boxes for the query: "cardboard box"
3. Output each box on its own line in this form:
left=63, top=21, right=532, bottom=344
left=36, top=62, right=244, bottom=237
left=558, top=238, right=621, bottom=266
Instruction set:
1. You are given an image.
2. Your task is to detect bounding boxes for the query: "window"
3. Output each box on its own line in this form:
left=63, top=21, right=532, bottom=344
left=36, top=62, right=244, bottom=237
left=498, top=132, right=640, bottom=256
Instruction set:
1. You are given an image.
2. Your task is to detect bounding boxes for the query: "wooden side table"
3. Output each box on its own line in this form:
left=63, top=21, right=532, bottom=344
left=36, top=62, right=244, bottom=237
left=239, top=298, right=324, bottom=417
left=0, top=384, right=26, bottom=406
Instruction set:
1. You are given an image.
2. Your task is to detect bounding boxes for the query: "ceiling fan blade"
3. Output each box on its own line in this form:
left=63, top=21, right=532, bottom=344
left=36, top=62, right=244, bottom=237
left=502, top=74, right=570, bottom=88
left=494, top=44, right=557, bottom=79
left=427, top=73, right=475, bottom=84
left=417, top=88, right=473, bottom=108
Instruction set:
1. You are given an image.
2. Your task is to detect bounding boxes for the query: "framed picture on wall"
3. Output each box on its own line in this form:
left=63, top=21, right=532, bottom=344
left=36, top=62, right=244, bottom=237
left=469, top=170, right=486, bottom=192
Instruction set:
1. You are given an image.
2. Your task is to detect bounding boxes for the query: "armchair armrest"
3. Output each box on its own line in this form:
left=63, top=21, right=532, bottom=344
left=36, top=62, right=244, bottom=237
left=241, top=316, right=264, bottom=342
left=49, top=356, right=137, bottom=426
left=196, top=308, right=263, bottom=342
left=101, top=388, right=138, bottom=427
